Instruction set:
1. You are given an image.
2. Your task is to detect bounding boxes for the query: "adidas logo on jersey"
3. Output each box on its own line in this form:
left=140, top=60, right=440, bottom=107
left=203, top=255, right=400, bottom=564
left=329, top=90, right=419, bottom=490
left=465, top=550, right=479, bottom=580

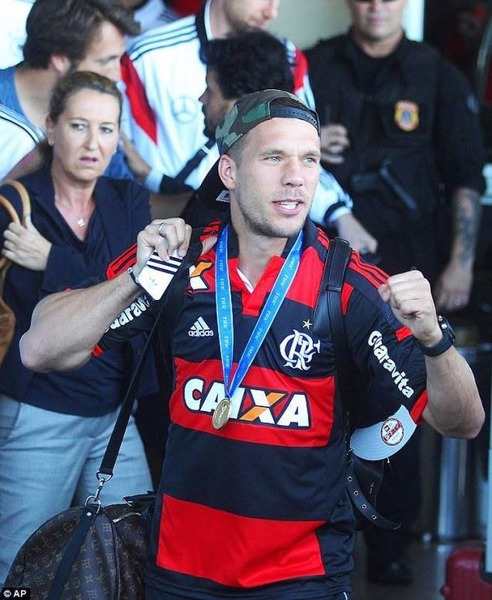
left=188, top=317, right=214, bottom=337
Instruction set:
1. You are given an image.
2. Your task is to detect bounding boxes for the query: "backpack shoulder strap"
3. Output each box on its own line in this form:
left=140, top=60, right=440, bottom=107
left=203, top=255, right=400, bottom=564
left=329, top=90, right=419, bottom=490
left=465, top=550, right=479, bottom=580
left=314, top=237, right=400, bottom=530
left=313, top=237, right=354, bottom=418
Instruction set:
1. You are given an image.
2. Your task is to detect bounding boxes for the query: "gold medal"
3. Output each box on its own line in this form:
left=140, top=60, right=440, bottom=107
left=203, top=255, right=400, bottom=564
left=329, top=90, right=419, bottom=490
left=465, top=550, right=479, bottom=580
left=212, top=398, right=232, bottom=430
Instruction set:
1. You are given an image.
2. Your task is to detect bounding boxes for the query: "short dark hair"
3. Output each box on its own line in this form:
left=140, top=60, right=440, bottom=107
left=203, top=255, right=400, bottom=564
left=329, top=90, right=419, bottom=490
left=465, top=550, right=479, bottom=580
left=201, top=28, right=294, bottom=100
left=23, top=0, right=140, bottom=69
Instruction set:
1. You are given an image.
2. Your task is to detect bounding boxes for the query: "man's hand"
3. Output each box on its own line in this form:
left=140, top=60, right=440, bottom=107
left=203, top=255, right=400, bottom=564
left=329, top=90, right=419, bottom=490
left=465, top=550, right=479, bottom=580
left=384, top=268, right=487, bottom=440
left=120, top=131, right=152, bottom=182
left=134, top=217, right=216, bottom=276
left=434, top=186, right=480, bottom=312
left=335, top=212, right=378, bottom=254
left=434, top=259, right=473, bottom=313
left=378, top=269, right=442, bottom=346
left=320, top=124, right=350, bottom=164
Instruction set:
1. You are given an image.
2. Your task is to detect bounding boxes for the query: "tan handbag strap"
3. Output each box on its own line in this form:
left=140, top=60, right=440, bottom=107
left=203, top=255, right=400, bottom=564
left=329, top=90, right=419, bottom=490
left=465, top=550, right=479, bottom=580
left=3, top=179, right=32, bottom=220
left=0, top=180, right=31, bottom=270
left=0, top=195, right=21, bottom=226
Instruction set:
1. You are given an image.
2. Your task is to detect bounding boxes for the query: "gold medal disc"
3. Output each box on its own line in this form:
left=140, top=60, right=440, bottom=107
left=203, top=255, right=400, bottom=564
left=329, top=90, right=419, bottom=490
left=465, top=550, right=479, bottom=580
left=212, top=398, right=232, bottom=430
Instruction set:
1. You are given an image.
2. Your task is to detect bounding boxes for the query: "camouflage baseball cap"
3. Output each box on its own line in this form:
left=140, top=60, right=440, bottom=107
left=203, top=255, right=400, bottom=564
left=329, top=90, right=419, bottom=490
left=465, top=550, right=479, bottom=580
left=215, top=89, right=320, bottom=155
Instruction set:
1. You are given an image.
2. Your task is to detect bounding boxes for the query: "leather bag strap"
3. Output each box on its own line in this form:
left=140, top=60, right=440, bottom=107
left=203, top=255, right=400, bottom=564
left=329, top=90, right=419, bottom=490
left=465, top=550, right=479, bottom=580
left=346, top=452, right=400, bottom=530
left=46, top=506, right=99, bottom=600
left=97, top=229, right=206, bottom=481
left=0, top=180, right=32, bottom=270
left=3, top=179, right=32, bottom=218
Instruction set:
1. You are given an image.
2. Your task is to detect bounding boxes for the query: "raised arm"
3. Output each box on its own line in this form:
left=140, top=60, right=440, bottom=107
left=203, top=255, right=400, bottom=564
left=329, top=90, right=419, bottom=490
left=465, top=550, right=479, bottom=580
left=20, top=218, right=194, bottom=372
left=379, top=269, right=484, bottom=439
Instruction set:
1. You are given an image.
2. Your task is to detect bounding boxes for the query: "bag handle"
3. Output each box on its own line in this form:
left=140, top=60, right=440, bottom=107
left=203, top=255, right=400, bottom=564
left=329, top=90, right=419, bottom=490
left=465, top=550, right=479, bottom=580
left=0, top=195, right=21, bottom=224
left=0, top=180, right=32, bottom=270
left=3, top=179, right=32, bottom=219
left=0, top=196, right=20, bottom=271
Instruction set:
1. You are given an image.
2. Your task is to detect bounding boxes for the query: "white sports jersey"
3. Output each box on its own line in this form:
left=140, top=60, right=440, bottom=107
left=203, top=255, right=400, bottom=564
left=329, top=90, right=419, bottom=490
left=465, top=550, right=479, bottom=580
left=0, top=0, right=34, bottom=69
left=0, top=105, right=43, bottom=181
left=124, top=0, right=351, bottom=223
left=125, top=8, right=212, bottom=189
left=130, top=0, right=180, bottom=36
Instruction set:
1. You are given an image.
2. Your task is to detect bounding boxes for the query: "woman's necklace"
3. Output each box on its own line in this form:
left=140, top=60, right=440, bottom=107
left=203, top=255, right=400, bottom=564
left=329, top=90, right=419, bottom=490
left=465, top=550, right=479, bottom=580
left=75, top=214, right=87, bottom=228
left=55, top=195, right=94, bottom=228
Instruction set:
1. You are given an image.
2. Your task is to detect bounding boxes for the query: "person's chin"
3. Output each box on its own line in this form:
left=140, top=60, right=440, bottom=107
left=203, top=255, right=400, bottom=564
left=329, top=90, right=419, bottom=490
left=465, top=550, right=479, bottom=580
left=268, top=219, right=306, bottom=240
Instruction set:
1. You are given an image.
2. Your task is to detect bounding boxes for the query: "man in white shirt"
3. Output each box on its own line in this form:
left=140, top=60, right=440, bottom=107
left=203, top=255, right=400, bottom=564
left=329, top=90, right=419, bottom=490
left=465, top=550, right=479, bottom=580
left=124, top=0, right=377, bottom=250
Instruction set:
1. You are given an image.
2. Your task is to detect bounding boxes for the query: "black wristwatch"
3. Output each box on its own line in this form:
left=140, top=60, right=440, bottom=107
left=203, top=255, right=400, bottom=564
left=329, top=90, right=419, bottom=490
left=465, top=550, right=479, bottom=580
left=416, top=315, right=456, bottom=357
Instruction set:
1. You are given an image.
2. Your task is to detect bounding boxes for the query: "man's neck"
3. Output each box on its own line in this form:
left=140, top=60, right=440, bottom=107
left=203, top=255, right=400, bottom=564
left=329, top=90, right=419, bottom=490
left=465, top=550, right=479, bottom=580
left=208, top=0, right=234, bottom=39
left=236, top=232, right=288, bottom=289
left=15, top=65, right=58, bottom=131
left=351, top=28, right=404, bottom=58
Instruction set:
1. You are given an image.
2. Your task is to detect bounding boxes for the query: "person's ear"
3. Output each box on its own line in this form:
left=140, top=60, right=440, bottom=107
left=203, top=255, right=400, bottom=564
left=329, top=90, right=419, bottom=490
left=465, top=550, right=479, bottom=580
left=45, top=117, right=55, bottom=146
left=218, top=154, right=237, bottom=191
left=50, top=54, right=71, bottom=76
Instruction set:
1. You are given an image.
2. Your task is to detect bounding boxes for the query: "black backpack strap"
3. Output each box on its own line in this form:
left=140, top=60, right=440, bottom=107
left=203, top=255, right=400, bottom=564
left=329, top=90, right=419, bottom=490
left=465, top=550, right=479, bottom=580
left=347, top=452, right=400, bottom=530
left=314, top=237, right=354, bottom=416
left=314, top=237, right=400, bottom=530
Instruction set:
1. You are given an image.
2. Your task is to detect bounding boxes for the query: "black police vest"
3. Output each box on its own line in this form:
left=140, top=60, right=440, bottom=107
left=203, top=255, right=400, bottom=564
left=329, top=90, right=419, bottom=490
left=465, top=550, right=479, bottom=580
left=307, top=36, right=442, bottom=227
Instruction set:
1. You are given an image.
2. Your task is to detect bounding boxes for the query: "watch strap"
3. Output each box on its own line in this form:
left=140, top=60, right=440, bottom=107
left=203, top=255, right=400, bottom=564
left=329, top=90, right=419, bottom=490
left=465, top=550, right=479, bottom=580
left=416, top=315, right=455, bottom=357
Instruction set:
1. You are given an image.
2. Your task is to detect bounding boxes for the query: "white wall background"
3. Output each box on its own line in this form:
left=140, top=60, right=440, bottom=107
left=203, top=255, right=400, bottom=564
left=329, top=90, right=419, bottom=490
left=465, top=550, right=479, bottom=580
left=269, top=0, right=425, bottom=49
left=0, top=0, right=426, bottom=68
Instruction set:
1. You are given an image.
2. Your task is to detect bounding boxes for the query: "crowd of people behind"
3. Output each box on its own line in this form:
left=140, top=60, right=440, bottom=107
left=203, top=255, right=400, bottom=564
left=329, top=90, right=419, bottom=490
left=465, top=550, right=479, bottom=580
left=0, top=0, right=489, bottom=596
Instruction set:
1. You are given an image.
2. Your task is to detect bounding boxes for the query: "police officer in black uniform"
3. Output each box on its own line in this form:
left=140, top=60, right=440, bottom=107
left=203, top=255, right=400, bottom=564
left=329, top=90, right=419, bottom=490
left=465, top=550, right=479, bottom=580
left=306, top=0, right=486, bottom=586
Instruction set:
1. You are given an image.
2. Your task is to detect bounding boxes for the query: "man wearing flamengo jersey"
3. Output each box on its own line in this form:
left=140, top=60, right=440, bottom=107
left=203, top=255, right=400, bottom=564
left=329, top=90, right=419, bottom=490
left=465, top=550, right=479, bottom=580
left=22, top=90, right=484, bottom=599
left=123, top=0, right=378, bottom=252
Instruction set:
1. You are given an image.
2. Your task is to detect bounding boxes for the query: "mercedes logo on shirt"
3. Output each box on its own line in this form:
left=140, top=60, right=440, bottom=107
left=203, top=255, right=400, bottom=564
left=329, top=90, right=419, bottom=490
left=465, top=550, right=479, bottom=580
left=172, top=96, right=199, bottom=124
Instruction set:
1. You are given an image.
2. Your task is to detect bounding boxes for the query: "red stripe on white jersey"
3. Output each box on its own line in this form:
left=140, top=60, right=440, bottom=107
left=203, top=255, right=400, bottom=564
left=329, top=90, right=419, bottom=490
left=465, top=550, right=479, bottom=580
left=292, top=48, right=309, bottom=95
left=121, top=53, right=158, bottom=143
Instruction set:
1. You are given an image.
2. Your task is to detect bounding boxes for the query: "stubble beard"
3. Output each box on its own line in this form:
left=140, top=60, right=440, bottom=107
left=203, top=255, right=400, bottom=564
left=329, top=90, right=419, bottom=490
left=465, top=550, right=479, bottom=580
left=235, top=194, right=306, bottom=241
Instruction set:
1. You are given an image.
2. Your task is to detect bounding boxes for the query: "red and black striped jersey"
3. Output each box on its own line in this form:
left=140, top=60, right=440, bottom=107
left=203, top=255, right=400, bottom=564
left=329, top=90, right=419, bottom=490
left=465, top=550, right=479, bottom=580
left=133, top=220, right=428, bottom=598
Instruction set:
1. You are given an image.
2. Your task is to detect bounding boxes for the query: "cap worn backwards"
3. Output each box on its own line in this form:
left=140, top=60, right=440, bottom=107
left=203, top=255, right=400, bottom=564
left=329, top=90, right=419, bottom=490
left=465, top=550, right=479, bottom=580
left=195, top=90, right=320, bottom=209
left=215, top=89, right=320, bottom=155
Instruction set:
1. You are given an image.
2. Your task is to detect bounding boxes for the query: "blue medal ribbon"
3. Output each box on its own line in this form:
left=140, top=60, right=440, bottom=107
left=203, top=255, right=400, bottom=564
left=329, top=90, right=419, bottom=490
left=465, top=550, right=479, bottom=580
left=214, top=225, right=303, bottom=425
